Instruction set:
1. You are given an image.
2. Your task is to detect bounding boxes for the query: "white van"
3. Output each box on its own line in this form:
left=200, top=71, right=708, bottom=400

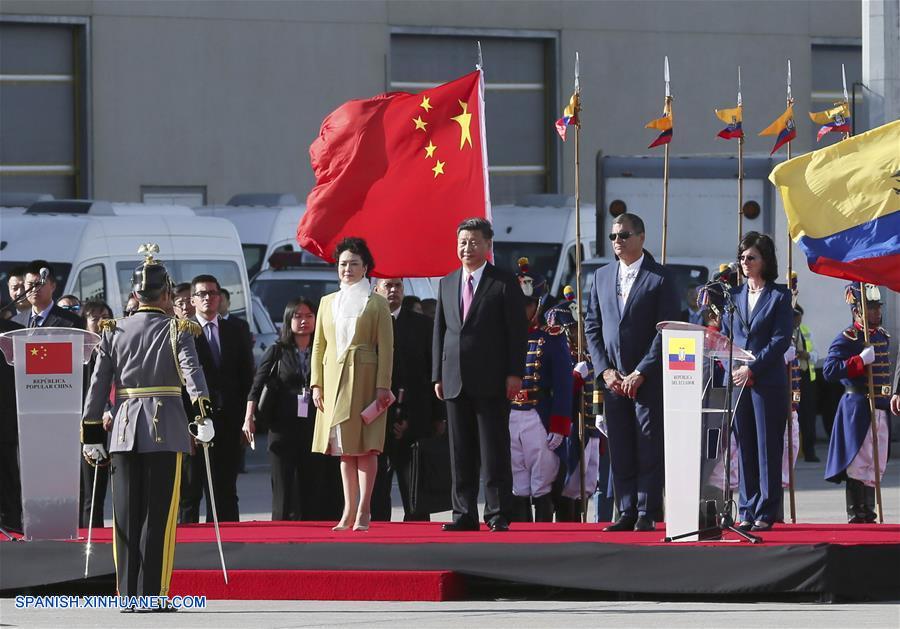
left=0, top=204, right=252, bottom=324
left=193, top=194, right=304, bottom=278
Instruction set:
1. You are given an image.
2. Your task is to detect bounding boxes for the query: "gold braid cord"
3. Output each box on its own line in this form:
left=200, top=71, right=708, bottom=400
left=169, top=319, right=187, bottom=386
left=98, top=319, right=118, bottom=334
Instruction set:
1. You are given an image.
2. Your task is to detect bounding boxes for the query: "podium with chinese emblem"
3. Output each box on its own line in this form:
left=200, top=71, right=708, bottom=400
left=657, top=322, right=754, bottom=542
left=0, top=327, right=100, bottom=540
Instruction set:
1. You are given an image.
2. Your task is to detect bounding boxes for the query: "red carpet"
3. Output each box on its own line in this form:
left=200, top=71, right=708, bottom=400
left=73, top=520, right=900, bottom=547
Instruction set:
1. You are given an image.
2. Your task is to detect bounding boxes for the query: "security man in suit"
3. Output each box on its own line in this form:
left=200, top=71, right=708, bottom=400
left=81, top=244, right=213, bottom=602
left=13, top=260, right=83, bottom=330
left=433, top=217, right=528, bottom=532
left=372, top=277, right=436, bottom=522
left=823, top=284, right=892, bottom=523
left=584, top=213, right=681, bottom=532
left=508, top=259, right=572, bottom=522
left=179, top=274, right=254, bottom=523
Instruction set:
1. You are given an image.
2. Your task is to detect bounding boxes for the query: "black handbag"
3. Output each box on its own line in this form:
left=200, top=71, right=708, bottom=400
left=409, top=433, right=453, bottom=515
left=255, top=345, right=282, bottom=425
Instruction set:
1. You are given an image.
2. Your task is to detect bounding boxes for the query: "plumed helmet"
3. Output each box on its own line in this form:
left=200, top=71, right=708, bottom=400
left=516, top=257, right=548, bottom=303
left=845, top=283, right=882, bottom=311
left=131, top=243, right=173, bottom=294
left=544, top=284, right=578, bottom=328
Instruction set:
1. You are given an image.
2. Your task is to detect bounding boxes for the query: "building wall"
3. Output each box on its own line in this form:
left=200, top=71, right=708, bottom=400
left=0, top=0, right=862, bottom=204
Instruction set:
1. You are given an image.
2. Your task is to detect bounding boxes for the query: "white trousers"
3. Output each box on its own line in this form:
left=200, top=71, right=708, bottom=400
left=847, top=410, right=889, bottom=487
left=562, top=437, right=600, bottom=499
left=782, top=412, right=800, bottom=488
left=509, top=408, right=559, bottom=498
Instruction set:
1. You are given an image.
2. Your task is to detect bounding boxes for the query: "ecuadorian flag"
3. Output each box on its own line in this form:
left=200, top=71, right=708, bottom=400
left=645, top=100, right=673, bottom=148
left=809, top=103, right=851, bottom=141
left=769, top=120, right=900, bottom=291
left=715, top=105, right=744, bottom=140
left=759, top=104, right=796, bottom=155
left=555, top=91, right=580, bottom=142
left=668, top=337, right=696, bottom=371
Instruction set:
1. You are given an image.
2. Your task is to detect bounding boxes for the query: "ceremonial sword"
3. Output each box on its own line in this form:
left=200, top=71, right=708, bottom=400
left=201, top=437, right=229, bottom=584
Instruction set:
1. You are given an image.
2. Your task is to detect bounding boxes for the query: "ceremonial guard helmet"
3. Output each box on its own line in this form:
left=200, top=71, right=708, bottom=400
left=845, top=283, right=882, bottom=313
left=516, top=257, right=548, bottom=306
left=131, top=243, right=173, bottom=296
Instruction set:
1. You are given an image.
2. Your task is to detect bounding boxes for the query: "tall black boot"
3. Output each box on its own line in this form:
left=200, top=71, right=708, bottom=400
left=510, top=495, right=533, bottom=523
left=845, top=479, right=866, bottom=523
left=533, top=494, right=555, bottom=522
left=555, top=496, right=576, bottom=522
left=862, top=485, right=877, bottom=523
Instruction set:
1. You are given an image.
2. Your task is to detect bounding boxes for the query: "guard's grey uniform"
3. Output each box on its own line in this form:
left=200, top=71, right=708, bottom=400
left=82, top=306, right=209, bottom=598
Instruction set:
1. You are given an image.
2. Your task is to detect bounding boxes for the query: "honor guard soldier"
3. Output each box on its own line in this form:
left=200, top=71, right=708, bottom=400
left=545, top=286, right=609, bottom=522
left=823, top=283, right=891, bottom=523
left=508, top=259, right=573, bottom=522
left=81, top=244, right=213, bottom=606
left=782, top=312, right=802, bottom=492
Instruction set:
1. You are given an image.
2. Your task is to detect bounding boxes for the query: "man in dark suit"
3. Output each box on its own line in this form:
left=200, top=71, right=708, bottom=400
left=433, top=217, right=528, bottom=532
left=372, top=278, right=437, bottom=521
left=13, top=260, right=84, bottom=330
left=585, top=213, right=681, bottom=532
left=178, top=274, right=254, bottom=523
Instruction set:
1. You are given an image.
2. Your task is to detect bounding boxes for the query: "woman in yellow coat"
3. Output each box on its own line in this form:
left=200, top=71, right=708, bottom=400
left=311, top=237, right=393, bottom=531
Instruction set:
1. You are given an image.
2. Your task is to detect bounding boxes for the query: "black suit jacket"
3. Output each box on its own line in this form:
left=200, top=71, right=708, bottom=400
left=0, top=319, right=23, bottom=444
left=432, top=263, right=528, bottom=399
left=193, top=315, right=254, bottom=424
left=13, top=304, right=84, bottom=329
left=392, top=309, right=437, bottom=443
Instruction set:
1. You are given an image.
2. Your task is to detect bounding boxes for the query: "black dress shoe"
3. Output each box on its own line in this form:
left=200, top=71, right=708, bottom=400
left=602, top=515, right=637, bottom=532
left=633, top=516, right=656, bottom=532
left=737, top=520, right=754, bottom=531
left=442, top=519, right=479, bottom=532
left=488, top=516, right=510, bottom=532
left=751, top=520, right=773, bottom=531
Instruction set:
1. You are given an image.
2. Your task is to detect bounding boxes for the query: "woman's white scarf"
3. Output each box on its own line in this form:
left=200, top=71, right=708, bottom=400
left=332, top=278, right=370, bottom=359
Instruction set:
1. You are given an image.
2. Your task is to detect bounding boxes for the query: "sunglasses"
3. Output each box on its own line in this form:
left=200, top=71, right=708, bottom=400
left=608, top=231, right=636, bottom=241
left=60, top=304, right=81, bottom=312
left=192, top=290, right=220, bottom=299
left=739, top=254, right=758, bottom=262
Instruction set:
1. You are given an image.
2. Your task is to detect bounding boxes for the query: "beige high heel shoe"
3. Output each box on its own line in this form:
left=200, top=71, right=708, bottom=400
left=332, top=511, right=357, bottom=532
left=352, top=512, right=371, bottom=532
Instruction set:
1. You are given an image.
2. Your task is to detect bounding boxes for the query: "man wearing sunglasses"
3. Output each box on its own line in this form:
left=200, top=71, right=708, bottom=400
left=584, top=213, right=681, bottom=532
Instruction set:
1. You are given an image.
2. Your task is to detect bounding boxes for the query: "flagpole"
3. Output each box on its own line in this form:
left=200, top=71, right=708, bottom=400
left=784, top=60, right=797, bottom=524
left=840, top=61, right=882, bottom=522
left=571, top=53, right=588, bottom=524
left=661, top=57, right=671, bottom=264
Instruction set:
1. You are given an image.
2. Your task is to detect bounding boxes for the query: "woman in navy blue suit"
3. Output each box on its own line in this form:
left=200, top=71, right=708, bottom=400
left=725, top=232, right=793, bottom=531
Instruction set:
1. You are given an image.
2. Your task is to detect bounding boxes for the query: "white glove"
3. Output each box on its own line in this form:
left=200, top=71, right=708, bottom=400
left=546, top=432, right=564, bottom=450
left=594, top=415, right=608, bottom=437
left=82, top=444, right=108, bottom=464
left=190, top=419, right=216, bottom=444
left=573, top=361, right=589, bottom=380
left=859, top=345, right=875, bottom=365
left=783, top=345, right=796, bottom=364
left=791, top=410, right=798, bottom=422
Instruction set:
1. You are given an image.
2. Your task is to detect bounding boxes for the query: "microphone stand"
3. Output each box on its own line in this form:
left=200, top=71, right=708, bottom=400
left=665, top=283, right=760, bottom=543
left=0, top=276, right=47, bottom=318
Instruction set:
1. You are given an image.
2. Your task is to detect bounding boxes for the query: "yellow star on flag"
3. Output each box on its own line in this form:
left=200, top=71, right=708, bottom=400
left=419, top=96, right=433, bottom=112
left=451, top=100, right=472, bottom=149
left=432, top=160, right=445, bottom=178
left=30, top=347, right=38, bottom=356
left=413, top=116, right=428, bottom=132
left=424, top=141, right=437, bottom=158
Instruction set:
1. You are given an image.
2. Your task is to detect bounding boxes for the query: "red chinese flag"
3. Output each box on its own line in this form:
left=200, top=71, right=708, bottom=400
left=298, top=70, right=490, bottom=278
left=24, top=342, right=72, bottom=375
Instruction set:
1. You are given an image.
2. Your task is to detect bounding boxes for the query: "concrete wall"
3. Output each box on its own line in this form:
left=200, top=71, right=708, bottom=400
left=1, top=0, right=862, bottom=203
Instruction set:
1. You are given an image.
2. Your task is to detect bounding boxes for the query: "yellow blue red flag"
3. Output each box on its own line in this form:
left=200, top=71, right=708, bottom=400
left=714, top=105, right=743, bottom=139
left=555, top=91, right=580, bottom=141
left=645, top=100, right=673, bottom=148
left=758, top=104, right=796, bottom=155
left=809, top=103, right=851, bottom=141
left=769, top=120, right=900, bottom=290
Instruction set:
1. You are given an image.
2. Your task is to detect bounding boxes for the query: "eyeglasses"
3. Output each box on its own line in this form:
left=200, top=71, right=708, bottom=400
left=608, top=231, right=635, bottom=241
left=739, top=254, right=758, bottom=262
left=192, top=290, right=220, bottom=299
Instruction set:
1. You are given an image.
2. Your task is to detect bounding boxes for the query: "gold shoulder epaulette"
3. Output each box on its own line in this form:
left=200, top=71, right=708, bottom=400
left=98, top=319, right=117, bottom=333
left=174, top=318, right=202, bottom=337
left=842, top=327, right=858, bottom=341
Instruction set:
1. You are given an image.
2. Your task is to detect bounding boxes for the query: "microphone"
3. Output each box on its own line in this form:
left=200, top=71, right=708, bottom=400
left=39, top=267, right=49, bottom=284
